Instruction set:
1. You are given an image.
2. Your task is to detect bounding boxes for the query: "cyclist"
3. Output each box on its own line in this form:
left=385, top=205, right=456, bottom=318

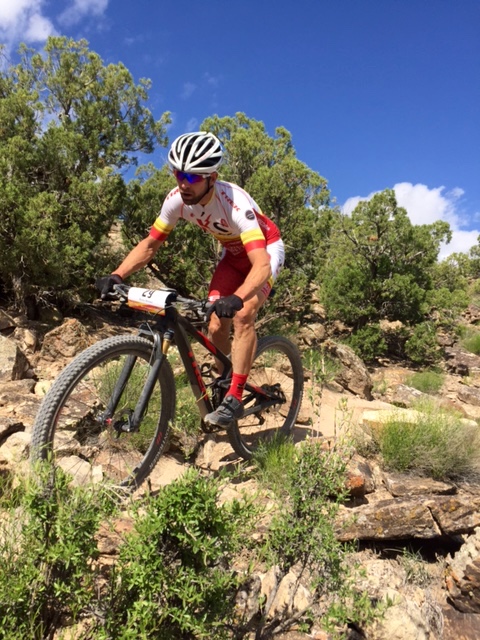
left=96, top=131, right=285, bottom=427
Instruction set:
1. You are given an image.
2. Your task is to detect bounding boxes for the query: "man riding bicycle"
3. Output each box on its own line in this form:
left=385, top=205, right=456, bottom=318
left=96, top=131, right=285, bottom=427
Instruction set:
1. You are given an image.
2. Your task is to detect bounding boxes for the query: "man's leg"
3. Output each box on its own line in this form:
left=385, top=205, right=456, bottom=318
left=208, top=314, right=232, bottom=372
left=207, top=255, right=244, bottom=373
left=230, top=291, right=266, bottom=375
left=207, top=292, right=264, bottom=378
left=205, top=291, right=266, bottom=426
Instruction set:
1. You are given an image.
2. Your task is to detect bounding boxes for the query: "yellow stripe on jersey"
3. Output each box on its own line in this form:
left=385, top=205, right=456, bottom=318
left=211, top=232, right=241, bottom=242
left=152, top=218, right=174, bottom=235
left=240, top=228, right=264, bottom=245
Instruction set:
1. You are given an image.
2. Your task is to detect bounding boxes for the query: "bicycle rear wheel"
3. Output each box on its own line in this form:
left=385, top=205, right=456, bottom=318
left=227, top=336, right=304, bottom=460
left=31, top=335, right=176, bottom=491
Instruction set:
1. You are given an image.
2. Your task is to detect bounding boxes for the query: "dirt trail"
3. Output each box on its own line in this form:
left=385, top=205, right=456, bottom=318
left=141, top=386, right=394, bottom=493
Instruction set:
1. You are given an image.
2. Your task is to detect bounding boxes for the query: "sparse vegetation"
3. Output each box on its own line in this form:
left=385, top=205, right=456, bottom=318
left=398, top=547, right=432, bottom=587
left=460, top=328, right=480, bottom=355
left=251, top=437, right=383, bottom=637
left=363, top=401, right=480, bottom=480
left=250, top=433, right=297, bottom=500
left=405, top=369, right=445, bottom=395
left=0, top=464, right=117, bottom=639
left=170, top=380, right=203, bottom=458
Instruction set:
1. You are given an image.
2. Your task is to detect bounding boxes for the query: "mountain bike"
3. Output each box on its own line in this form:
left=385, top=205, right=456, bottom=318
left=31, top=285, right=304, bottom=491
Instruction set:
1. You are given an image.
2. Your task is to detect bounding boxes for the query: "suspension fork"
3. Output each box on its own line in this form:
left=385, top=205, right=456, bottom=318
left=129, top=331, right=170, bottom=429
left=100, top=332, right=167, bottom=430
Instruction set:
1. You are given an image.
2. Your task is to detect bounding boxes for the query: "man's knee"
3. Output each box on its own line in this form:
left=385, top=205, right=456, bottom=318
left=232, top=303, right=258, bottom=330
left=208, top=316, right=231, bottom=339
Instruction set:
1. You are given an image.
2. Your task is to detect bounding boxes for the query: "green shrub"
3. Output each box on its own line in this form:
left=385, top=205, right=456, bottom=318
left=264, top=440, right=349, bottom=578
left=346, top=324, right=387, bottom=363
left=0, top=465, right=116, bottom=639
left=404, top=322, right=440, bottom=364
left=367, top=403, right=480, bottom=480
left=405, top=370, right=444, bottom=395
left=101, top=468, right=254, bottom=639
left=461, top=329, right=480, bottom=356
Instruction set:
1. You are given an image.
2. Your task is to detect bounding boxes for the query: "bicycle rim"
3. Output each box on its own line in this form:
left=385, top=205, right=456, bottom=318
left=31, top=335, right=175, bottom=491
left=227, top=336, right=304, bottom=460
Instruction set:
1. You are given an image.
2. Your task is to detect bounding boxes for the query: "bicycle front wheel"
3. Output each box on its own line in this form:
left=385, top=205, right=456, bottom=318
left=31, top=335, right=176, bottom=491
left=227, top=336, right=304, bottom=460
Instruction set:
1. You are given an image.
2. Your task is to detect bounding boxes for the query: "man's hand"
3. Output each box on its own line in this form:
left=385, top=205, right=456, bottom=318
left=206, top=294, right=244, bottom=320
left=95, top=274, right=123, bottom=299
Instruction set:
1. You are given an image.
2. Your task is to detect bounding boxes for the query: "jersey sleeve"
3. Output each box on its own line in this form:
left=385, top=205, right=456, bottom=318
left=149, top=188, right=182, bottom=242
left=240, top=226, right=267, bottom=252
left=224, top=184, right=281, bottom=253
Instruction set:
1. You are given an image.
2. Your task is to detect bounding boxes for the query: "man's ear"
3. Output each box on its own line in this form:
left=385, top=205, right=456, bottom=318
left=210, top=172, right=218, bottom=184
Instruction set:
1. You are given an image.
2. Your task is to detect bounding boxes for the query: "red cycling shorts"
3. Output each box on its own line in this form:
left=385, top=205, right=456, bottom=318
left=208, top=239, right=285, bottom=302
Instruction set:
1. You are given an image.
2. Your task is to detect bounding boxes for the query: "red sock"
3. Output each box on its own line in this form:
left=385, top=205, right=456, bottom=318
left=227, top=373, right=248, bottom=401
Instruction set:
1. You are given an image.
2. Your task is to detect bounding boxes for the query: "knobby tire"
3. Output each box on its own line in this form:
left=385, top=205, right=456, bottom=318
left=31, top=335, right=175, bottom=492
left=227, top=335, right=304, bottom=460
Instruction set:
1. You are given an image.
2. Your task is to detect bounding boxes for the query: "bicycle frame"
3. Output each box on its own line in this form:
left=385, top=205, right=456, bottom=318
left=103, top=299, right=282, bottom=434
left=165, top=307, right=232, bottom=419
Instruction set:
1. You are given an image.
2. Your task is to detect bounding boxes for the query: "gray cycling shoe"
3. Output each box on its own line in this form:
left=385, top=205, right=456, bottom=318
left=204, top=395, right=244, bottom=427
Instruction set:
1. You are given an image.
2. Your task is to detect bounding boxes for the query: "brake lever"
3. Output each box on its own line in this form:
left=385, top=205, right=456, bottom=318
left=112, top=283, right=130, bottom=302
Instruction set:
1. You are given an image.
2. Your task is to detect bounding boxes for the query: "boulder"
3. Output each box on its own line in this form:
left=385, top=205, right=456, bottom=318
left=323, top=340, right=373, bottom=399
left=446, top=528, right=480, bottom=613
left=38, top=318, right=91, bottom=376
left=0, top=335, right=30, bottom=381
left=444, top=347, right=480, bottom=376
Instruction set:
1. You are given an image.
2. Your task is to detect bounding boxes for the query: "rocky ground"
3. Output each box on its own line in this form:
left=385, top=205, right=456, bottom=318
left=1, top=301, right=480, bottom=639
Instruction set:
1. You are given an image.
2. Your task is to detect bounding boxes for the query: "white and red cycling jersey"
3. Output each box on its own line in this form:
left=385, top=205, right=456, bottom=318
left=150, top=180, right=280, bottom=253
left=149, top=180, right=284, bottom=298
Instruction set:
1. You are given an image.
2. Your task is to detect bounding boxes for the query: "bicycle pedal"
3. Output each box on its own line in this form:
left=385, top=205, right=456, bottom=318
left=200, top=419, right=225, bottom=434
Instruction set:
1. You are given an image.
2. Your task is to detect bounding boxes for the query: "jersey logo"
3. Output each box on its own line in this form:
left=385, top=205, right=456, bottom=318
left=220, top=190, right=241, bottom=212
left=166, top=188, right=179, bottom=201
left=196, top=214, right=212, bottom=230
left=213, top=221, right=230, bottom=234
left=245, top=210, right=255, bottom=220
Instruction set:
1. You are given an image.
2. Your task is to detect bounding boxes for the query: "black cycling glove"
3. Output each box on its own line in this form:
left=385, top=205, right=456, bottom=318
left=206, top=294, right=244, bottom=320
left=95, top=274, right=123, bottom=299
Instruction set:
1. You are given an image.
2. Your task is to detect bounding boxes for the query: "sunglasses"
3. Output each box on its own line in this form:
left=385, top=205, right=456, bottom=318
left=173, top=170, right=210, bottom=184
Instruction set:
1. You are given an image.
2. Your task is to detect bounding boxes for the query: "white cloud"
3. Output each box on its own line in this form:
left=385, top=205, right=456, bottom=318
left=0, top=0, right=110, bottom=51
left=0, top=0, right=55, bottom=47
left=204, top=72, right=220, bottom=87
left=342, top=182, right=479, bottom=259
left=181, top=82, right=197, bottom=99
left=185, top=118, right=198, bottom=132
left=0, top=0, right=38, bottom=26
left=25, top=12, right=55, bottom=41
left=438, top=229, right=479, bottom=258
left=58, top=0, right=109, bottom=26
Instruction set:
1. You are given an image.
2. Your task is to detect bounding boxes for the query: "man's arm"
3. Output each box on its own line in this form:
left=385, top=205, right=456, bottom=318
left=113, top=235, right=163, bottom=280
left=234, top=248, right=272, bottom=302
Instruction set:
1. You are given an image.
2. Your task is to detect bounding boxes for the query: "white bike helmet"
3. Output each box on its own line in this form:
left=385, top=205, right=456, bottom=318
left=168, top=131, right=223, bottom=173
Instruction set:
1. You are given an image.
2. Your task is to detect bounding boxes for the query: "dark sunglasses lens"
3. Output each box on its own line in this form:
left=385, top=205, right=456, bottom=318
left=188, top=173, right=204, bottom=184
left=174, top=170, right=204, bottom=184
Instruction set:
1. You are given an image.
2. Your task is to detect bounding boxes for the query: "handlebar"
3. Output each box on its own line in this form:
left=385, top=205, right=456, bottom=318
left=111, top=284, right=210, bottom=318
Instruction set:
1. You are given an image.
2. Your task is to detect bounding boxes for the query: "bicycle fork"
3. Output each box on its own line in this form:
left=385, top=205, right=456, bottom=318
left=99, top=332, right=167, bottom=434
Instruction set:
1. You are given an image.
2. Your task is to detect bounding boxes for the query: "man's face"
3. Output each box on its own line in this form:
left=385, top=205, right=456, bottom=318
left=173, top=170, right=216, bottom=205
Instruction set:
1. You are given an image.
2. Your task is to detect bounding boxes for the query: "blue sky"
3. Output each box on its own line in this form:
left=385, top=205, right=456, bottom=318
left=1, top=0, right=479, bottom=257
